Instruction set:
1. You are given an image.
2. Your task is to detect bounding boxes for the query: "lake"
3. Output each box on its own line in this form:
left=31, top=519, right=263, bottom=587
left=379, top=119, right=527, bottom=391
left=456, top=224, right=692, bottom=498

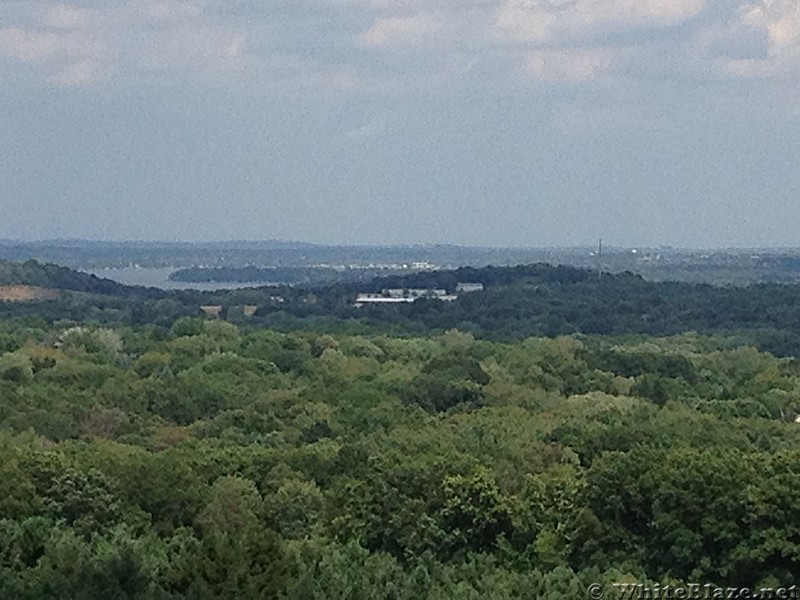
left=87, top=267, right=277, bottom=291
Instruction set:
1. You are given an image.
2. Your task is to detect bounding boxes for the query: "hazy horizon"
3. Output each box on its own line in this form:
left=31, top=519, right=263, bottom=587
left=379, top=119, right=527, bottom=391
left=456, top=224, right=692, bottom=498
left=6, top=237, right=800, bottom=253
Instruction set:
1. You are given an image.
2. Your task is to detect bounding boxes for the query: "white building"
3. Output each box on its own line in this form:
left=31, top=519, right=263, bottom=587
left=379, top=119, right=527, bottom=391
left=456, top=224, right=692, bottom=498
left=354, top=293, right=416, bottom=307
left=354, top=288, right=452, bottom=307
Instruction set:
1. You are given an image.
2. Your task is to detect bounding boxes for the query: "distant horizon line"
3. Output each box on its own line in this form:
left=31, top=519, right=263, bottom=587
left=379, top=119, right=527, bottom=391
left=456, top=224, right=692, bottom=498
left=3, top=237, right=800, bottom=253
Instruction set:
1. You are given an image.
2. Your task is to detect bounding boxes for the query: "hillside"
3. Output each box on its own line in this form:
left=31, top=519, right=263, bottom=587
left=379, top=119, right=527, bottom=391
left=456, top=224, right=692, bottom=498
left=0, top=259, right=161, bottom=298
left=4, top=259, right=800, bottom=356
left=246, top=264, right=800, bottom=356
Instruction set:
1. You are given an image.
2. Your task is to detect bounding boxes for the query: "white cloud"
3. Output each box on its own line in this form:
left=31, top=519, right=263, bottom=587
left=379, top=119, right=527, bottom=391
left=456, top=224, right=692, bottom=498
left=0, top=24, right=107, bottom=81
left=358, top=14, right=442, bottom=47
left=686, top=1, right=800, bottom=79
left=43, top=4, right=95, bottom=30
left=496, top=0, right=705, bottom=43
left=747, top=0, right=800, bottom=55
left=0, top=0, right=797, bottom=93
left=136, top=0, right=206, bottom=24
left=50, top=58, right=106, bottom=87
left=599, top=0, right=705, bottom=25
left=526, top=47, right=617, bottom=81
left=496, top=0, right=561, bottom=43
left=0, top=1, right=255, bottom=87
left=0, top=28, right=63, bottom=62
left=129, top=24, right=249, bottom=74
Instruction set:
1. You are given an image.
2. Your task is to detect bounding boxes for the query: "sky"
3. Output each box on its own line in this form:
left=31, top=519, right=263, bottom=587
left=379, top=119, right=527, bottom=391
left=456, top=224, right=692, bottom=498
left=1, top=0, right=800, bottom=248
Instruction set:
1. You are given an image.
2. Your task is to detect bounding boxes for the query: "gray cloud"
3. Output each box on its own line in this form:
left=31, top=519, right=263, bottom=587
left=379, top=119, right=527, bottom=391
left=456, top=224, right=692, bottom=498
left=0, top=0, right=797, bottom=90
left=2, top=0, right=800, bottom=247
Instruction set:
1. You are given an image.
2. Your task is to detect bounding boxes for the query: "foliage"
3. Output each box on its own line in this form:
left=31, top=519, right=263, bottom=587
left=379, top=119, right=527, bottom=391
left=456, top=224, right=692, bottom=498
left=0, top=312, right=799, bottom=595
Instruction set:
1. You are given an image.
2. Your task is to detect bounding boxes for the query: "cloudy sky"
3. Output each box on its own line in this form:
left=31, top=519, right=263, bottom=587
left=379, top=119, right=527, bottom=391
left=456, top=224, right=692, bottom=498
left=1, top=0, right=799, bottom=247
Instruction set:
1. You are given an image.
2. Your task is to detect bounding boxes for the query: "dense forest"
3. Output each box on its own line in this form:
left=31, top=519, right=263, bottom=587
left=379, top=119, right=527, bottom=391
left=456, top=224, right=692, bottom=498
left=3, top=315, right=800, bottom=597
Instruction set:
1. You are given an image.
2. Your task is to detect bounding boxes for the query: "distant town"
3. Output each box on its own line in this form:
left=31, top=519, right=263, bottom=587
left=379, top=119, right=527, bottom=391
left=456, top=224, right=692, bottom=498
left=4, top=239, right=800, bottom=289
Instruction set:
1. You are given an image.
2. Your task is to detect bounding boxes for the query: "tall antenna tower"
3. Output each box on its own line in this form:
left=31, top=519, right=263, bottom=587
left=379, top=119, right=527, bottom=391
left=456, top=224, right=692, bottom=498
left=597, top=238, right=603, bottom=279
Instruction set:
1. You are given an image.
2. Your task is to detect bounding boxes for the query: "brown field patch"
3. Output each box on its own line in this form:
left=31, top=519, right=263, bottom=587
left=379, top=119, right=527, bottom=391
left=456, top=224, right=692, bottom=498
left=0, top=285, right=60, bottom=302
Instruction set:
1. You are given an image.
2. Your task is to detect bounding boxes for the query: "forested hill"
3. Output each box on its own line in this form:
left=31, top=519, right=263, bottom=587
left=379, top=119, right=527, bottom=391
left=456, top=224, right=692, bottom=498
left=353, top=263, right=596, bottom=292
left=0, top=260, right=160, bottom=297
left=4, top=259, right=800, bottom=356
left=286, top=264, right=800, bottom=356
